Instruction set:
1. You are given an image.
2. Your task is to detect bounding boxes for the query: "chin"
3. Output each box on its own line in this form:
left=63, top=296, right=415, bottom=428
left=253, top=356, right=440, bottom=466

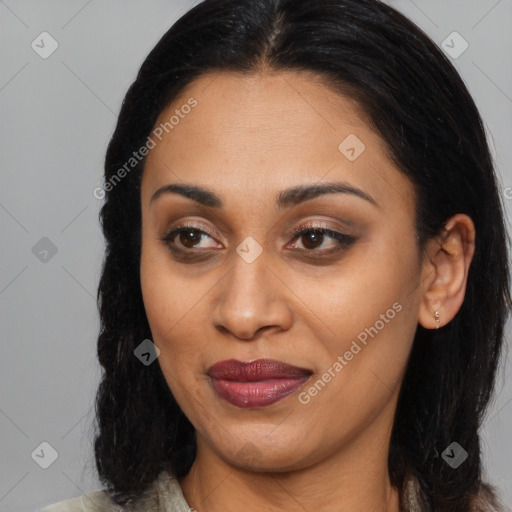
left=213, top=428, right=319, bottom=472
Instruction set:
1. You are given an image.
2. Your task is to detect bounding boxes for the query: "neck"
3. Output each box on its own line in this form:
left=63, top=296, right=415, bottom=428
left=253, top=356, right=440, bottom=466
left=179, top=409, right=401, bottom=512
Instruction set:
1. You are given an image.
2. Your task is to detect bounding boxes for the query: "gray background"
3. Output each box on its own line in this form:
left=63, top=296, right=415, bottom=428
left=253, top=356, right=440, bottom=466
left=0, top=1, right=511, bottom=511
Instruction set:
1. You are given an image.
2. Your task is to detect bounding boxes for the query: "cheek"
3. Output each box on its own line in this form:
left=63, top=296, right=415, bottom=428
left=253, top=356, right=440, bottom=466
left=297, top=235, right=420, bottom=405
left=292, top=228, right=418, bottom=349
left=140, top=239, right=195, bottom=359
left=141, top=223, right=196, bottom=331
left=140, top=251, right=211, bottom=418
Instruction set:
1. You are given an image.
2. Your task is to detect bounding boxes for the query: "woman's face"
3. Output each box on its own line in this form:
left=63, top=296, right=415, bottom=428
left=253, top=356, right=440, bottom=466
left=140, top=70, right=425, bottom=471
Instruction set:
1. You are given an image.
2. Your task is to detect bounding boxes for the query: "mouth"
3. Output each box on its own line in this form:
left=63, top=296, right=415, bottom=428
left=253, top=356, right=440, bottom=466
left=207, top=359, right=313, bottom=408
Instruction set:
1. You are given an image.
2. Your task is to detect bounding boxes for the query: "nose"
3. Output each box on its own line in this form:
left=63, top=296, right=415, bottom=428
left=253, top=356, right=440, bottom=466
left=211, top=250, right=293, bottom=341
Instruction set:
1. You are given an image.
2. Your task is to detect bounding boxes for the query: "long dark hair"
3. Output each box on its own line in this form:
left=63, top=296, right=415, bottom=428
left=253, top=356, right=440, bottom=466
left=93, top=0, right=511, bottom=510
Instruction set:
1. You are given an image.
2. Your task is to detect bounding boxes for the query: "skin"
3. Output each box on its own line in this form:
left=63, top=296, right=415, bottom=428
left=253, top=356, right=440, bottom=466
left=139, top=70, right=475, bottom=512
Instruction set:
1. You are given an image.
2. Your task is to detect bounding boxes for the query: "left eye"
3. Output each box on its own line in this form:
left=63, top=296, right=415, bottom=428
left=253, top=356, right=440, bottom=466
left=289, top=227, right=355, bottom=251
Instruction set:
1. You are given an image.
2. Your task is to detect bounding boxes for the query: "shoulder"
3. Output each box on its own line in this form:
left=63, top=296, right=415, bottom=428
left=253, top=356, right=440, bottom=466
left=39, top=489, right=120, bottom=512
left=39, top=470, right=192, bottom=512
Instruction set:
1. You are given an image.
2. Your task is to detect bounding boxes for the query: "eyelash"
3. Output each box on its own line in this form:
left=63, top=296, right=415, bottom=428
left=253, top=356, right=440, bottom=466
left=159, top=222, right=356, bottom=258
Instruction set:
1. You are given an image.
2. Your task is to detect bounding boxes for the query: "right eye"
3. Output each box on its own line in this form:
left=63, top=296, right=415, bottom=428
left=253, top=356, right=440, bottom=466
left=160, top=225, right=222, bottom=251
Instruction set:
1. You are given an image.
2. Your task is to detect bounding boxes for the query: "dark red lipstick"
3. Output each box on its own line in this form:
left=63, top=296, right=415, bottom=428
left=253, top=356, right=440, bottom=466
left=207, top=359, right=312, bottom=408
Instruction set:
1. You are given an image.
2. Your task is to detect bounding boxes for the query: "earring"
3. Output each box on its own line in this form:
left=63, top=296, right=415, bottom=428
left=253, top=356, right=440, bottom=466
left=434, top=310, right=440, bottom=329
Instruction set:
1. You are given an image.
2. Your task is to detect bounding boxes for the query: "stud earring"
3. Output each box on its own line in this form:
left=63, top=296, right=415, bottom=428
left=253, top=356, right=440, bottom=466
left=434, top=310, right=440, bottom=329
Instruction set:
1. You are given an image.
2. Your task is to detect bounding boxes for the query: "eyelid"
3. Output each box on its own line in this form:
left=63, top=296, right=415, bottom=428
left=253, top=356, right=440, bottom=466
left=291, top=220, right=335, bottom=235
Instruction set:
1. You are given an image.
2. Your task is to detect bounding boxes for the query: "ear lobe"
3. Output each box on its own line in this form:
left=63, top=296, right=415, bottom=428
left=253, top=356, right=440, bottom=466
left=418, top=214, right=476, bottom=330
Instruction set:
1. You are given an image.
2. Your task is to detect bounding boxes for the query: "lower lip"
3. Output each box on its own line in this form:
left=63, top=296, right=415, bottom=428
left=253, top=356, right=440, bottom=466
left=210, top=377, right=310, bottom=408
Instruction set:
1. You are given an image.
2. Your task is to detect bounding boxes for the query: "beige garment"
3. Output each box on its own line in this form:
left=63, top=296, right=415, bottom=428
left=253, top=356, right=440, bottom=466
left=39, top=471, right=191, bottom=512
left=402, top=475, right=422, bottom=512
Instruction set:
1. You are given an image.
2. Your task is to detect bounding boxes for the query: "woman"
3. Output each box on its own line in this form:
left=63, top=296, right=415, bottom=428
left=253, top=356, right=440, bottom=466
left=41, top=0, right=511, bottom=510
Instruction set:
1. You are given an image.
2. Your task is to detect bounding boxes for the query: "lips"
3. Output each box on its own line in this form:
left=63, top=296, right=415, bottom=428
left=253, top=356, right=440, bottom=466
left=207, top=359, right=312, bottom=408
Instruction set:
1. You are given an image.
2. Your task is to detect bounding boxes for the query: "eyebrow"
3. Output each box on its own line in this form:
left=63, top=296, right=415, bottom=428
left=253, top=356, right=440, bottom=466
left=150, top=181, right=379, bottom=209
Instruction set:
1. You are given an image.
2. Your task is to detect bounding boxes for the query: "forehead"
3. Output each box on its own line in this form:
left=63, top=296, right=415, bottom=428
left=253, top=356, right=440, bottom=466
left=141, top=70, right=415, bottom=218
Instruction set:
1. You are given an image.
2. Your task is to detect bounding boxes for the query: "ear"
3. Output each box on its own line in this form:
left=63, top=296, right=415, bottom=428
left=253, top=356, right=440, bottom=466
left=418, top=214, right=476, bottom=330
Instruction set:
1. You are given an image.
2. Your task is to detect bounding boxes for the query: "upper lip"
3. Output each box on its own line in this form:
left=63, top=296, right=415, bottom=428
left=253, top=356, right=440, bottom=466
left=207, top=358, right=312, bottom=381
